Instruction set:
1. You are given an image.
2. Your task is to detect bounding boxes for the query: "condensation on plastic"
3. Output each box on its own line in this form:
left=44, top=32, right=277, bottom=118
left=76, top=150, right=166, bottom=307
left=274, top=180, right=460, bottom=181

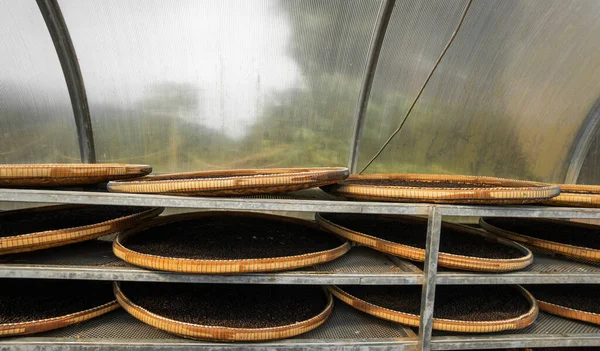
left=0, top=1, right=80, bottom=164
left=358, top=0, right=600, bottom=183
left=58, top=0, right=380, bottom=173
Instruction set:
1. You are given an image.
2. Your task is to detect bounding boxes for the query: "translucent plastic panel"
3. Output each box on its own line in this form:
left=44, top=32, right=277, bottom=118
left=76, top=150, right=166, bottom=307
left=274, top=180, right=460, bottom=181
left=358, top=0, right=600, bottom=182
left=60, top=0, right=380, bottom=172
left=0, top=1, right=79, bottom=163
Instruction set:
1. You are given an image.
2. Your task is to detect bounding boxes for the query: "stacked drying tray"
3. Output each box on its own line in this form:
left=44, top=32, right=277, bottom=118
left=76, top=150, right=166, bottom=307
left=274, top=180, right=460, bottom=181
left=1, top=166, right=600, bottom=350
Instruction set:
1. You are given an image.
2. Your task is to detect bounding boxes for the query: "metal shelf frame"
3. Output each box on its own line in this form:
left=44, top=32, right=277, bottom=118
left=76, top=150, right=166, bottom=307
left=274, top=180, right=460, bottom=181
left=2, top=188, right=600, bottom=351
left=3, top=188, right=600, bottom=218
left=5, top=309, right=600, bottom=351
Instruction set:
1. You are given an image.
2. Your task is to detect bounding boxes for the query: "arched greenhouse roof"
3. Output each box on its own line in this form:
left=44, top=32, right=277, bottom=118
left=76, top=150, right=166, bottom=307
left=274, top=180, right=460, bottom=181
left=1, top=0, right=599, bottom=184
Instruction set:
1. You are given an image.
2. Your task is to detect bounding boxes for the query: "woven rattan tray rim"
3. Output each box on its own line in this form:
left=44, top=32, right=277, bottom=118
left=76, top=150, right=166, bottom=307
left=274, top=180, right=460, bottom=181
left=0, top=163, right=151, bottom=178
left=544, top=193, right=600, bottom=207
left=0, top=300, right=119, bottom=336
left=556, top=184, right=600, bottom=194
left=316, top=214, right=533, bottom=272
left=479, top=217, right=600, bottom=261
left=332, top=173, right=556, bottom=190
left=114, top=282, right=333, bottom=341
left=536, top=299, right=600, bottom=325
left=0, top=205, right=163, bottom=254
left=328, top=285, right=538, bottom=332
left=107, top=167, right=348, bottom=194
left=114, top=211, right=351, bottom=273
left=323, top=174, right=560, bottom=203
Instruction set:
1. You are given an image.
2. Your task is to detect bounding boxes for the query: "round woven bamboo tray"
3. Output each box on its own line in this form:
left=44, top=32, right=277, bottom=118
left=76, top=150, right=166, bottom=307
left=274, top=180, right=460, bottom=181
left=114, top=282, right=333, bottom=341
left=480, top=217, right=600, bottom=263
left=544, top=184, right=600, bottom=208
left=0, top=280, right=119, bottom=337
left=329, top=285, right=537, bottom=333
left=107, top=167, right=348, bottom=196
left=316, top=213, right=532, bottom=272
left=321, top=174, right=560, bottom=204
left=525, top=285, right=600, bottom=325
left=114, top=211, right=350, bottom=273
left=0, top=163, right=151, bottom=187
left=0, top=205, right=163, bottom=255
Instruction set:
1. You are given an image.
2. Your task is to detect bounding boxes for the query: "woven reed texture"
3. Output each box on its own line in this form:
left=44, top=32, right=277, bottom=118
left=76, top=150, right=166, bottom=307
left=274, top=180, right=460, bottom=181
left=0, top=300, right=119, bottom=337
left=0, top=163, right=151, bottom=187
left=0, top=205, right=163, bottom=255
left=544, top=184, right=600, bottom=208
left=316, top=214, right=532, bottom=272
left=322, top=174, right=560, bottom=204
left=107, top=167, right=349, bottom=196
left=114, top=211, right=351, bottom=273
left=114, top=282, right=333, bottom=341
left=480, top=218, right=600, bottom=263
left=536, top=300, right=600, bottom=326
left=328, top=286, right=538, bottom=333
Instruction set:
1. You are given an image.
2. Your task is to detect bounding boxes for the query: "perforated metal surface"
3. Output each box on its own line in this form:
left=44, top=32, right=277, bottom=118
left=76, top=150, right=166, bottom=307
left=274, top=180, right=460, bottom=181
left=430, top=312, right=600, bottom=350
left=244, top=188, right=343, bottom=201
left=0, top=240, right=119, bottom=266
left=432, top=312, right=600, bottom=337
left=3, top=240, right=600, bottom=285
left=514, top=312, right=600, bottom=335
left=433, top=253, right=600, bottom=275
left=14, top=302, right=411, bottom=341
left=436, top=252, right=600, bottom=285
left=33, top=310, right=177, bottom=339
left=525, top=254, right=600, bottom=274
left=6, top=309, right=600, bottom=350
left=0, top=242, right=402, bottom=273
left=313, top=246, right=406, bottom=274
left=301, top=300, right=411, bottom=340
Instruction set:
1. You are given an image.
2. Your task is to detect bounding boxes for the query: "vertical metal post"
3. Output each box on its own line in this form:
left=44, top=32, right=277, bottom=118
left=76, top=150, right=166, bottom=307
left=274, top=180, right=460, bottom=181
left=37, top=0, right=96, bottom=163
left=347, top=0, right=396, bottom=174
left=418, top=206, right=442, bottom=351
left=565, top=98, right=600, bottom=184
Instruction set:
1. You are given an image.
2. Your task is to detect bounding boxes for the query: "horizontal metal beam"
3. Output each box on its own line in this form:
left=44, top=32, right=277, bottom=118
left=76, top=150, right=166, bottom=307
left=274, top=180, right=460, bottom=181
left=2, top=264, right=599, bottom=285
left=6, top=335, right=600, bottom=351
left=1, top=250, right=598, bottom=285
left=1, top=339, right=418, bottom=351
left=0, top=265, right=422, bottom=285
left=437, top=272, right=600, bottom=285
left=5, top=313, right=600, bottom=351
left=2, top=188, right=600, bottom=218
left=431, top=334, right=600, bottom=350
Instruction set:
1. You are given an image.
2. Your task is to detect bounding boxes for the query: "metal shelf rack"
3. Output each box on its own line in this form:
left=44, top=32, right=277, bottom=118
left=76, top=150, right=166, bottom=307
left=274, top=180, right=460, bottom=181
left=2, top=241, right=600, bottom=285
left=1, top=187, right=600, bottom=351
left=5, top=307, right=600, bottom=351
